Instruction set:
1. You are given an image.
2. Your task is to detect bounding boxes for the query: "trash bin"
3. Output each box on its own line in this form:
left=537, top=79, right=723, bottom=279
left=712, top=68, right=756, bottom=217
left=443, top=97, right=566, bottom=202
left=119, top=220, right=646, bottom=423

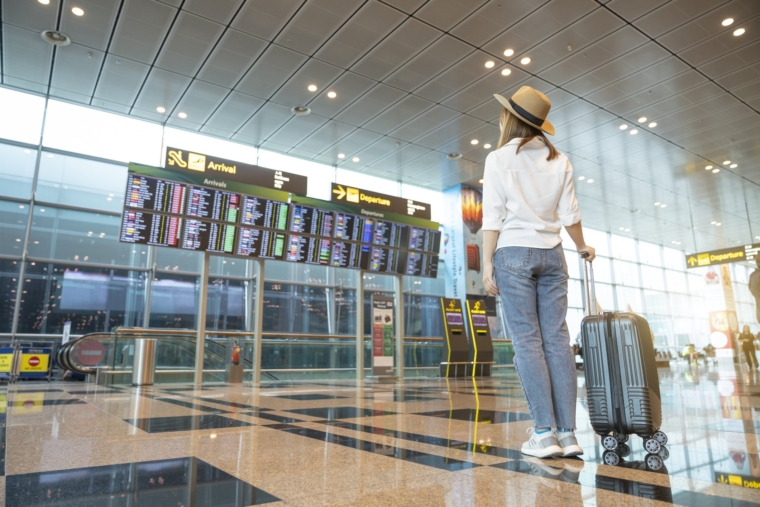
left=132, top=339, right=156, bottom=386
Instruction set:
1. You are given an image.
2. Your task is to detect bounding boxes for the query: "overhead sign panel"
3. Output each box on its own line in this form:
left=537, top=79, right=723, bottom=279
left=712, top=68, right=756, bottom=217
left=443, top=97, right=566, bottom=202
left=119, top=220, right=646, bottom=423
left=330, top=183, right=431, bottom=220
left=685, top=243, right=760, bottom=269
left=165, top=147, right=307, bottom=195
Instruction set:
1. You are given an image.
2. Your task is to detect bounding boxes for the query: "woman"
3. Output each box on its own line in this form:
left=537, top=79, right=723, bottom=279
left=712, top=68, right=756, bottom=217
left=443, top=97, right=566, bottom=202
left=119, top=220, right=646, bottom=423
left=482, top=86, right=595, bottom=459
left=739, top=325, right=758, bottom=370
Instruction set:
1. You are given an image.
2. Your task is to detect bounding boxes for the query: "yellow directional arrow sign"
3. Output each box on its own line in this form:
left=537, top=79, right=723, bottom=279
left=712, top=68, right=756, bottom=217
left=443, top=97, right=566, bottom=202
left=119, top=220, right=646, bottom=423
left=332, top=184, right=346, bottom=200
left=687, top=256, right=697, bottom=267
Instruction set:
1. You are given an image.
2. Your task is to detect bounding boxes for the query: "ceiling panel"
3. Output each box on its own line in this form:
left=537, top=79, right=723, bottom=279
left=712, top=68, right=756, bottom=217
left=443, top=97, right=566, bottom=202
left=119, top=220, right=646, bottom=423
left=50, top=43, right=105, bottom=99
left=315, top=1, right=406, bottom=69
left=275, top=0, right=359, bottom=55
left=235, top=45, right=307, bottom=100
left=183, top=0, right=245, bottom=24
left=384, top=35, right=471, bottom=92
left=362, top=95, right=435, bottom=135
left=2, top=25, right=53, bottom=86
left=231, top=0, right=302, bottom=41
left=132, top=67, right=192, bottom=118
left=415, top=0, right=485, bottom=32
left=109, top=0, right=177, bottom=64
left=59, top=0, right=120, bottom=51
left=450, top=0, right=542, bottom=47
left=334, top=83, right=406, bottom=127
left=202, top=92, right=265, bottom=135
left=295, top=119, right=355, bottom=154
left=381, top=0, right=426, bottom=14
left=196, top=30, right=268, bottom=88
left=234, top=101, right=293, bottom=144
left=415, top=50, right=505, bottom=103
left=387, top=106, right=460, bottom=143
left=414, top=115, right=484, bottom=150
left=168, top=80, right=229, bottom=127
left=270, top=58, right=343, bottom=108
left=604, top=0, right=668, bottom=23
left=633, top=0, right=732, bottom=39
left=154, top=12, right=225, bottom=76
left=307, top=72, right=375, bottom=118
left=1, top=0, right=60, bottom=32
left=93, top=55, right=151, bottom=106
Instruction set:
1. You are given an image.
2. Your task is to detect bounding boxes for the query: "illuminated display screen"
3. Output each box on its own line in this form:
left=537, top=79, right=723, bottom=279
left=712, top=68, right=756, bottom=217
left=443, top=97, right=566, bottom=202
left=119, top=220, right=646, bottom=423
left=181, top=219, right=236, bottom=254
left=186, top=186, right=240, bottom=223
left=471, top=314, right=488, bottom=327
left=284, top=235, right=331, bottom=265
left=367, top=247, right=406, bottom=274
left=373, top=221, right=408, bottom=248
left=236, top=227, right=286, bottom=260
left=409, top=227, right=441, bottom=253
left=330, top=241, right=364, bottom=269
left=125, top=175, right=185, bottom=214
left=120, top=210, right=181, bottom=247
left=240, top=196, right=289, bottom=230
left=334, top=213, right=375, bottom=243
left=406, top=252, right=439, bottom=278
left=446, top=312, right=463, bottom=326
left=289, top=204, right=334, bottom=237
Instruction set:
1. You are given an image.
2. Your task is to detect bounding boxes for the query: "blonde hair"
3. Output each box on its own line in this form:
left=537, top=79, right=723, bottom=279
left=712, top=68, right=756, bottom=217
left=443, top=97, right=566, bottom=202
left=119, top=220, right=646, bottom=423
left=496, top=108, right=559, bottom=160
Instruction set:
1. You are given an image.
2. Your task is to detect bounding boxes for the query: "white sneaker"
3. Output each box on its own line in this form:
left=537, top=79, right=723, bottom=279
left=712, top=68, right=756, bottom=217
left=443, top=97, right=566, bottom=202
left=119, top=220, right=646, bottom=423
left=521, top=428, right=563, bottom=459
left=555, top=429, right=584, bottom=457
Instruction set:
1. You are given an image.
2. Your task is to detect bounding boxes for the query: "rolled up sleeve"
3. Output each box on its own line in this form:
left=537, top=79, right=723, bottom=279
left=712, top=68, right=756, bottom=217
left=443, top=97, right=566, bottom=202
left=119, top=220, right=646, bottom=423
left=482, top=152, right=506, bottom=231
left=557, top=159, right=582, bottom=226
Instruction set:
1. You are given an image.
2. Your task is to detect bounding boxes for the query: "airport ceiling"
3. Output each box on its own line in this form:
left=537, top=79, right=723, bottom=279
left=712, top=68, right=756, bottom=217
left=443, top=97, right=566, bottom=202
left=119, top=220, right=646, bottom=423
left=1, top=0, right=759, bottom=257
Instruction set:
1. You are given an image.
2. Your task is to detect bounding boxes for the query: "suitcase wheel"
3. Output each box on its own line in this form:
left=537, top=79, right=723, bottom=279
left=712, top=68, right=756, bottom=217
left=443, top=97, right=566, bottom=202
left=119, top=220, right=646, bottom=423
left=613, top=431, right=629, bottom=443
left=617, top=443, right=631, bottom=458
left=658, top=446, right=669, bottom=461
left=645, top=454, right=664, bottom=471
left=653, top=431, right=668, bottom=446
left=603, top=450, right=621, bottom=466
left=602, top=435, right=619, bottom=451
left=644, top=438, right=662, bottom=454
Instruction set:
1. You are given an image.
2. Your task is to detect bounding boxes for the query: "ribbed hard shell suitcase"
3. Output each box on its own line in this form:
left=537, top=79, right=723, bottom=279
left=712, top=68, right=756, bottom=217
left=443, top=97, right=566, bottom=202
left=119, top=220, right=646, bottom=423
left=580, top=258, right=668, bottom=459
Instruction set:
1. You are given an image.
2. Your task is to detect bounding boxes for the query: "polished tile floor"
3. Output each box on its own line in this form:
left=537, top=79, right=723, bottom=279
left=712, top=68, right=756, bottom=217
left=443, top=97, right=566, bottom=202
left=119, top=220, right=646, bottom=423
left=1, top=363, right=759, bottom=506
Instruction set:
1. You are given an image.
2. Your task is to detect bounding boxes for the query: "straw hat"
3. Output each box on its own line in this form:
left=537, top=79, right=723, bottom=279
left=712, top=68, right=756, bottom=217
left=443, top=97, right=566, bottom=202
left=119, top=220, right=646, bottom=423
left=494, top=86, right=555, bottom=136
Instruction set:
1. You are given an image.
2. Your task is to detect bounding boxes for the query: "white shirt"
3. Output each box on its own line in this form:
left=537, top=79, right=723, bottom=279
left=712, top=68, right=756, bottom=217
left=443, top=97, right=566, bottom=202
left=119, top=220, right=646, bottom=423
left=482, top=137, right=581, bottom=250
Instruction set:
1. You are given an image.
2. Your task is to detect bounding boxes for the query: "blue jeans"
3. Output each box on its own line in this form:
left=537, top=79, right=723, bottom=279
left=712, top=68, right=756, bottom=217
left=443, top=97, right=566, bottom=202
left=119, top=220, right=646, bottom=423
left=494, top=245, right=577, bottom=430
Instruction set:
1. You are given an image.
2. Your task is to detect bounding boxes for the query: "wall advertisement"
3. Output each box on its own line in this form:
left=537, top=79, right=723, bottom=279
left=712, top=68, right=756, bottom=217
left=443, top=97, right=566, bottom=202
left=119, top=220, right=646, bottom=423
left=371, top=295, right=395, bottom=376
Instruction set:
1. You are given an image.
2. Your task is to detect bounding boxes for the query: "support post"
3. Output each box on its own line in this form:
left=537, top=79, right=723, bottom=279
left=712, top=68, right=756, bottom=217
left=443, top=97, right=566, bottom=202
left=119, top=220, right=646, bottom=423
left=395, top=274, right=404, bottom=380
left=252, top=259, right=265, bottom=385
left=356, top=274, right=364, bottom=382
left=194, top=252, right=210, bottom=385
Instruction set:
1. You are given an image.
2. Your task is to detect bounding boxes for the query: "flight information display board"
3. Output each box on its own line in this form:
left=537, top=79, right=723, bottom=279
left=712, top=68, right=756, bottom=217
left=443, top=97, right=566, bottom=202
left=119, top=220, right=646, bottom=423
left=120, top=210, right=181, bottom=247
left=125, top=175, right=185, bottom=214
left=181, top=219, right=237, bottom=254
left=334, top=213, right=373, bottom=243
left=330, top=241, right=366, bottom=269
left=409, top=227, right=441, bottom=253
left=373, top=220, right=409, bottom=248
left=289, top=204, right=334, bottom=237
left=236, top=227, right=285, bottom=260
left=186, top=186, right=240, bottom=223
left=240, top=196, right=289, bottom=230
left=285, top=235, right=331, bottom=265
left=405, top=252, right=438, bottom=277
left=367, top=247, right=406, bottom=273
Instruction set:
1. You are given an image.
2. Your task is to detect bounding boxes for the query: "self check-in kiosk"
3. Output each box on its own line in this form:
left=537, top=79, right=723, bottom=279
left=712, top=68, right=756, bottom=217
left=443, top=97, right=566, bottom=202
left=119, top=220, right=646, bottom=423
left=439, top=298, right=469, bottom=377
left=465, top=296, right=494, bottom=376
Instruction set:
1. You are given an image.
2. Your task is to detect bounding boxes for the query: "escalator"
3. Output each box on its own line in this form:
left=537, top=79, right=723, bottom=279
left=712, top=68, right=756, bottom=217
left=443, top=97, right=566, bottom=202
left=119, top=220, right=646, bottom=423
left=56, top=331, right=278, bottom=381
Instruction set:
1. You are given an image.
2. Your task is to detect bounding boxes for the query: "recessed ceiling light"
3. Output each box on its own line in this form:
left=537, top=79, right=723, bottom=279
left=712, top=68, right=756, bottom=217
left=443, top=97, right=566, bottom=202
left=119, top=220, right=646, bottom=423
left=485, top=61, right=495, bottom=68
left=483, top=143, right=492, bottom=149
left=307, top=84, right=317, bottom=92
left=722, top=18, right=734, bottom=26
left=723, top=160, right=731, bottom=164
left=71, top=6, right=84, bottom=16
left=715, top=222, right=722, bottom=226
left=660, top=203, right=667, bottom=208
left=177, top=112, right=187, bottom=119
left=625, top=228, right=630, bottom=232
left=711, top=221, right=716, bottom=224
left=327, top=91, right=337, bottom=99
left=648, top=122, right=657, bottom=128
left=352, top=157, right=360, bottom=163
left=619, top=227, right=625, bottom=231
left=705, top=165, right=713, bottom=170
left=479, top=179, right=484, bottom=184
left=733, top=28, right=745, bottom=36
left=337, top=153, right=345, bottom=159
left=712, top=168, right=720, bottom=173
left=471, top=139, right=479, bottom=145
left=38, top=0, right=50, bottom=4
left=630, top=129, right=638, bottom=135
left=654, top=202, right=660, bottom=206
left=501, top=68, right=511, bottom=76
left=619, top=124, right=628, bottom=130
left=520, top=57, right=531, bottom=65
left=578, top=176, right=586, bottom=181
left=446, top=153, right=462, bottom=160
left=638, top=117, right=647, bottom=123
left=587, top=179, right=594, bottom=183
left=504, top=49, right=514, bottom=57
left=730, top=163, right=737, bottom=168
left=156, top=106, right=166, bottom=113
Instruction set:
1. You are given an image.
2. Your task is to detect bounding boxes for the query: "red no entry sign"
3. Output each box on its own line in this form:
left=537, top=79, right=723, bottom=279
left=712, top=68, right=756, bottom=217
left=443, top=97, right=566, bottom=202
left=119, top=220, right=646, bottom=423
left=75, top=341, right=106, bottom=366
left=28, top=356, right=40, bottom=367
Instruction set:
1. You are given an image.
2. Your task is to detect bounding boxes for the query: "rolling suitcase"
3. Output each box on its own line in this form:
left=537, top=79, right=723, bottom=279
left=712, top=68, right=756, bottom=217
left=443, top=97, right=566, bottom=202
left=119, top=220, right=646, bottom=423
left=580, top=256, right=669, bottom=470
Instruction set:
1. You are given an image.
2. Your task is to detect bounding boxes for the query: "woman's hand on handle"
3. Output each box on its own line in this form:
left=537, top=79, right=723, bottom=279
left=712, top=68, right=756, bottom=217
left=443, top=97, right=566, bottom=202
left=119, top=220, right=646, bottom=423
left=579, top=245, right=596, bottom=262
left=483, top=263, right=499, bottom=296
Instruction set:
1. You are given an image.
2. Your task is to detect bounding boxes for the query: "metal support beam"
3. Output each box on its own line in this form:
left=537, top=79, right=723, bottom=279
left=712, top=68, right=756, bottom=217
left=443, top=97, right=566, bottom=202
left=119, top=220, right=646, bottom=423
left=251, top=259, right=265, bottom=385
left=355, top=274, right=364, bottom=382
left=193, top=252, right=210, bottom=385
left=395, top=274, right=404, bottom=380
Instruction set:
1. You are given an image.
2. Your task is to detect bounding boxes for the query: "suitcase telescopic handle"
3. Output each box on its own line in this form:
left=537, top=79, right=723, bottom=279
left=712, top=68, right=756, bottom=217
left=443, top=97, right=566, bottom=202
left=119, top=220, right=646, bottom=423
left=581, top=252, right=597, bottom=316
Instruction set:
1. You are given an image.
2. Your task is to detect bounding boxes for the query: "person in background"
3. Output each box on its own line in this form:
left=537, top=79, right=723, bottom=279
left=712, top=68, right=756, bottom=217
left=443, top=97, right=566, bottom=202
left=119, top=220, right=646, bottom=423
left=738, top=325, right=758, bottom=370
left=682, top=344, right=698, bottom=365
left=703, top=343, right=716, bottom=365
left=482, top=86, right=594, bottom=459
left=751, top=255, right=760, bottom=324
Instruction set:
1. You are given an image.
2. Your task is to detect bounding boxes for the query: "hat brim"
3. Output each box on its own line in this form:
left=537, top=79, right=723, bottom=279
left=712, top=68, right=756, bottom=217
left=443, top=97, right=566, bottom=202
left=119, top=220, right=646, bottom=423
left=494, top=94, right=555, bottom=136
